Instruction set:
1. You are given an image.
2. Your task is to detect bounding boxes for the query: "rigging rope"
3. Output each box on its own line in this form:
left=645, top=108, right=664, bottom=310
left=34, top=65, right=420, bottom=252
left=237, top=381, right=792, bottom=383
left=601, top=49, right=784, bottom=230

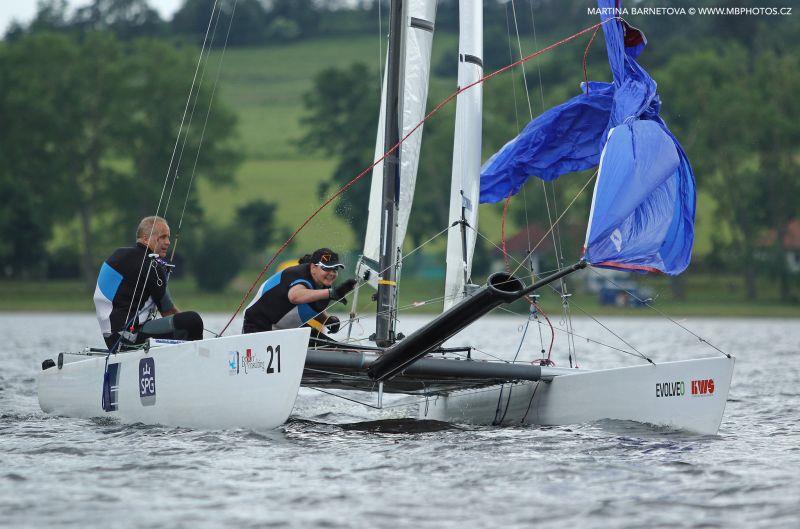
left=504, top=4, right=522, bottom=133
left=501, top=0, right=587, bottom=369
left=173, top=1, right=238, bottom=257
left=102, top=1, right=229, bottom=407
left=526, top=0, right=579, bottom=367
left=295, top=224, right=452, bottom=337
left=585, top=267, right=732, bottom=358
left=218, top=18, right=616, bottom=336
left=492, top=304, right=648, bottom=362
left=508, top=170, right=598, bottom=277
left=117, top=0, right=225, bottom=351
left=163, top=2, right=224, bottom=230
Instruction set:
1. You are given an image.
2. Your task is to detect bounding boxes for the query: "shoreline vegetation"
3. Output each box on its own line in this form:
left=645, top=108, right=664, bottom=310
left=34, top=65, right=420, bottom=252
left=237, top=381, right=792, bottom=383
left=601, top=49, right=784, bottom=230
left=2, top=273, right=798, bottom=318
left=2, top=4, right=798, bottom=312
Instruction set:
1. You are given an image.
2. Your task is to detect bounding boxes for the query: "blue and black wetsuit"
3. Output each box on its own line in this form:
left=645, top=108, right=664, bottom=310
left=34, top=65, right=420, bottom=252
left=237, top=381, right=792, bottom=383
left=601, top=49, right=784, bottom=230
left=242, top=264, right=329, bottom=333
left=94, top=243, right=202, bottom=348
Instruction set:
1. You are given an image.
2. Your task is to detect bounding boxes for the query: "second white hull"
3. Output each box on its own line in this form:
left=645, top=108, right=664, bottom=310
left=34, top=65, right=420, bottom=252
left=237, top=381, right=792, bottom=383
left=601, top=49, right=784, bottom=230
left=420, top=356, right=735, bottom=435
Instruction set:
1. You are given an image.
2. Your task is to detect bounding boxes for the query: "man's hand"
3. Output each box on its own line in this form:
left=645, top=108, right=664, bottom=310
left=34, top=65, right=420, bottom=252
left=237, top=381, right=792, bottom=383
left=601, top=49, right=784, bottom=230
left=329, top=278, right=357, bottom=305
left=325, top=315, right=341, bottom=334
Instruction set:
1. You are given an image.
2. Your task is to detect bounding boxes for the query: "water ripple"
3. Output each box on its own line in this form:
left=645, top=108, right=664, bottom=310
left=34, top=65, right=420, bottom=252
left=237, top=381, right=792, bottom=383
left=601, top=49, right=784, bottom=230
left=1, top=314, right=798, bottom=529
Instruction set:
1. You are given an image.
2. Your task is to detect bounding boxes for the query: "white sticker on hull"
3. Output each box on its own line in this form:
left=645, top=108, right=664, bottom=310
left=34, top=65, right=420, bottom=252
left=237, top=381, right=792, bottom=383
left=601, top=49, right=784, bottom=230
left=655, top=377, right=716, bottom=398
left=227, top=351, right=240, bottom=375
left=241, top=346, right=282, bottom=375
left=655, top=380, right=685, bottom=398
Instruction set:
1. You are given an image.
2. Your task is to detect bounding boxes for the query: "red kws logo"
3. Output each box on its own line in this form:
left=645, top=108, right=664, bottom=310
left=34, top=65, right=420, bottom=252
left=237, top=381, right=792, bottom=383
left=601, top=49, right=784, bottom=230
left=691, top=378, right=715, bottom=396
left=246, top=348, right=252, bottom=362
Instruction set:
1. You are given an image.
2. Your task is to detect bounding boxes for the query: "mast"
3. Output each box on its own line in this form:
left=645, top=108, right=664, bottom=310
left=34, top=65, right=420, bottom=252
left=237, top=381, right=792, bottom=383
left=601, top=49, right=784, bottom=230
left=375, top=0, right=404, bottom=347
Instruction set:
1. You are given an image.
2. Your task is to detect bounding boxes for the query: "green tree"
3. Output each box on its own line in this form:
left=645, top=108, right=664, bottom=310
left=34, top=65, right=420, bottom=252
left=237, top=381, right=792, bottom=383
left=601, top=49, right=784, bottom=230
left=752, top=51, right=800, bottom=300
left=300, top=62, right=379, bottom=243
left=0, top=31, right=116, bottom=281
left=236, top=199, right=284, bottom=252
left=121, top=38, right=240, bottom=231
left=171, top=0, right=267, bottom=46
left=5, top=0, right=166, bottom=41
left=657, top=45, right=800, bottom=300
left=0, top=31, right=241, bottom=288
left=26, top=0, right=70, bottom=33
left=187, top=223, right=247, bottom=292
left=267, top=0, right=321, bottom=41
left=72, top=0, right=165, bottom=39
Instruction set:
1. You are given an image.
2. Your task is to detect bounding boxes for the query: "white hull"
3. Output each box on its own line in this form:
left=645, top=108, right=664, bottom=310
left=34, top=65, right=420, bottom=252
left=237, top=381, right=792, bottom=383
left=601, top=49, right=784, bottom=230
left=38, top=328, right=310, bottom=430
left=421, top=356, right=735, bottom=435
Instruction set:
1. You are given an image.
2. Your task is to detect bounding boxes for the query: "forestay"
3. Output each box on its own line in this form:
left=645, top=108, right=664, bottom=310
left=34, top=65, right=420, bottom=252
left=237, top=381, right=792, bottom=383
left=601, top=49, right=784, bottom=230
left=443, top=0, right=483, bottom=310
left=363, top=0, right=437, bottom=264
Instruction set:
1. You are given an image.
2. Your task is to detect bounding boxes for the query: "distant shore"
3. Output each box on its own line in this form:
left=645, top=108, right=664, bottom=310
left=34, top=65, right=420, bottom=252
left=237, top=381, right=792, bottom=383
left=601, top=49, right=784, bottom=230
left=2, top=276, right=798, bottom=318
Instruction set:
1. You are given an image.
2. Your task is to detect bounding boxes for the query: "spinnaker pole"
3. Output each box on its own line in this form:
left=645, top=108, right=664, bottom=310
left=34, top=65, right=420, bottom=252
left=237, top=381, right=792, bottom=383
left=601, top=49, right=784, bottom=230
left=369, top=261, right=587, bottom=382
left=375, top=0, right=404, bottom=347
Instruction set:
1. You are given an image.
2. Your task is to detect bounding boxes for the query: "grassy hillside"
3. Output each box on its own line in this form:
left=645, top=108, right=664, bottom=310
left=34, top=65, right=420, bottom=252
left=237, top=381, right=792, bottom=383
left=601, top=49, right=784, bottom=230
left=201, top=34, right=721, bottom=264
left=212, top=35, right=378, bottom=160
left=210, top=33, right=459, bottom=160
left=198, top=33, right=529, bottom=259
left=196, top=158, right=354, bottom=251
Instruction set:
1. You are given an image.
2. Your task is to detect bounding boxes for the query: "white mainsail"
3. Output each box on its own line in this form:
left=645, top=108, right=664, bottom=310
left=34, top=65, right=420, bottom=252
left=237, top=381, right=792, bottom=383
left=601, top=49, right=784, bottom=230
left=443, top=0, right=483, bottom=311
left=363, top=0, right=438, bottom=266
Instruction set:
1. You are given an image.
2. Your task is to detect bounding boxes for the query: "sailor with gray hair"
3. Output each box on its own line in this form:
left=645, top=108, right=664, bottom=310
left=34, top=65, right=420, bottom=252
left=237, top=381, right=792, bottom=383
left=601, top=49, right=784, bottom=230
left=93, top=215, right=203, bottom=351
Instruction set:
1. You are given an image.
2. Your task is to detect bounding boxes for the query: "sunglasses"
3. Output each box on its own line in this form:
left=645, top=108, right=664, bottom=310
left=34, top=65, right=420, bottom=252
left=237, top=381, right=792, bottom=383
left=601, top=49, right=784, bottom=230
left=316, top=262, right=344, bottom=271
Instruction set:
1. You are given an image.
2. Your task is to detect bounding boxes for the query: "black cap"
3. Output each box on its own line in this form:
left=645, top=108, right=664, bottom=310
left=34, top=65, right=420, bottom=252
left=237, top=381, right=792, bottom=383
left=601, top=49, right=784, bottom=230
left=311, top=248, right=344, bottom=270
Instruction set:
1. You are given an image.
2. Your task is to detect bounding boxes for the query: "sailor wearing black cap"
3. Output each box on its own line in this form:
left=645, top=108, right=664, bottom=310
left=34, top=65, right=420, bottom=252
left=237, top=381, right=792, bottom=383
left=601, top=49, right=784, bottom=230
left=242, top=248, right=357, bottom=335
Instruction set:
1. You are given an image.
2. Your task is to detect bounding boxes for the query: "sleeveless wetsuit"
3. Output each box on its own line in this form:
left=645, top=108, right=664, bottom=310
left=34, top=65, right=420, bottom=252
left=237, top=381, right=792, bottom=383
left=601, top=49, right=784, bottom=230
left=242, top=264, right=329, bottom=333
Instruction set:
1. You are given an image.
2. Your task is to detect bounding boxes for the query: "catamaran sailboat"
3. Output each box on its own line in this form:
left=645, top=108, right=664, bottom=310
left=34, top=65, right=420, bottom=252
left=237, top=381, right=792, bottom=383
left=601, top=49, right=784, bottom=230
left=301, top=0, right=734, bottom=435
left=38, top=0, right=734, bottom=435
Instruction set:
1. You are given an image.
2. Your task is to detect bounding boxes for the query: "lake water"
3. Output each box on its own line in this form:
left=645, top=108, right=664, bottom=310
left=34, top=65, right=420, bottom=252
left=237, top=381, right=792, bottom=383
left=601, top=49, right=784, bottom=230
left=1, top=312, right=798, bottom=528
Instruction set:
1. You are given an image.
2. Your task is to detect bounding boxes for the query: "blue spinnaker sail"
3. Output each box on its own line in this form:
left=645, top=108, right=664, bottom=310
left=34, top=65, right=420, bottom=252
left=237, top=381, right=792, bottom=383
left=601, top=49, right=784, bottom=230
left=479, top=0, right=696, bottom=275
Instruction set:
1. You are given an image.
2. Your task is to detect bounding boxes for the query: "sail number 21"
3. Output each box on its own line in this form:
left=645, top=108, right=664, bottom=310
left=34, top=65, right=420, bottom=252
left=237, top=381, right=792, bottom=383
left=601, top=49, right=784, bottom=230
left=266, top=345, right=280, bottom=374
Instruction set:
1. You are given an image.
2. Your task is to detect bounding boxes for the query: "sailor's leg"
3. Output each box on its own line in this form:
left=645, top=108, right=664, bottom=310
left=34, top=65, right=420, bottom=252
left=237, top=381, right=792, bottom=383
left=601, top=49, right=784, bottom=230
left=139, top=312, right=204, bottom=341
left=242, top=322, right=271, bottom=334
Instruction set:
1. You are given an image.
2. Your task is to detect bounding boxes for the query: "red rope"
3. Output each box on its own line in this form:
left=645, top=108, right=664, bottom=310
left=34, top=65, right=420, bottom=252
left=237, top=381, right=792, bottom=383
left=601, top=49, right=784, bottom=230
left=583, top=26, right=601, bottom=92
left=219, top=19, right=612, bottom=336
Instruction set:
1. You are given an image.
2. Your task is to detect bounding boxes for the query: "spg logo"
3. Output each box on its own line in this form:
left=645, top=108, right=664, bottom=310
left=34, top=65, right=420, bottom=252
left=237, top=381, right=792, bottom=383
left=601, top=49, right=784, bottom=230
left=139, top=357, right=156, bottom=406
